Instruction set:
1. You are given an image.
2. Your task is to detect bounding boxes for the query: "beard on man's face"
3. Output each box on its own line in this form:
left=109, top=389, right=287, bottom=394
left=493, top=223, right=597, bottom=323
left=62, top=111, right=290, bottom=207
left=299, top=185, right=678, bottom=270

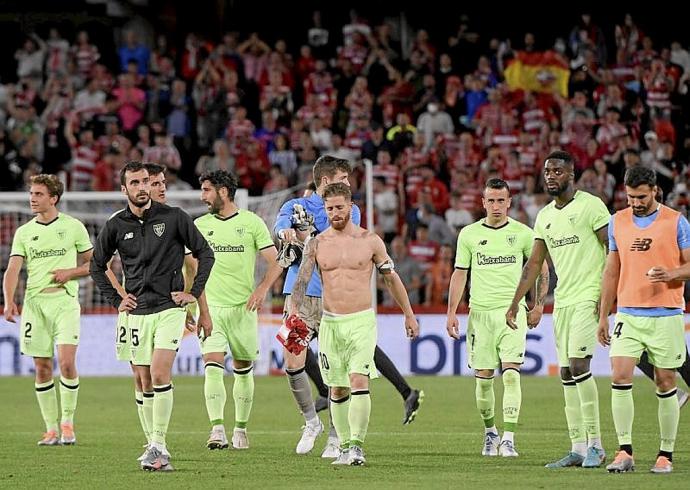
left=330, top=212, right=350, bottom=230
left=546, top=180, right=569, bottom=196
left=128, top=189, right=150, bottom=208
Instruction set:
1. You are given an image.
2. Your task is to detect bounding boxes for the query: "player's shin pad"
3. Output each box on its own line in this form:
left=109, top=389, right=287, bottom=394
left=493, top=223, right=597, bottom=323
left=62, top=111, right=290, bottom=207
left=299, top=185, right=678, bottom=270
left=276, top=315, right=310, bottom=355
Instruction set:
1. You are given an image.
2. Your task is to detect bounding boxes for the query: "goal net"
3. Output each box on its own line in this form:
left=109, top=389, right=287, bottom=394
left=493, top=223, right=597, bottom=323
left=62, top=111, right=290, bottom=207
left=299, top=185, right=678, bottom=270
left=0, top=187, right=299, bottom=312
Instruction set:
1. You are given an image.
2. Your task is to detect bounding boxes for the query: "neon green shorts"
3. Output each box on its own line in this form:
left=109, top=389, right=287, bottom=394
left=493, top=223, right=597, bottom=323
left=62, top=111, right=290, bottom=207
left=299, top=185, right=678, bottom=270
left=318, top=309, right=379, bottom=388
left=20, top=290, right=80, bottom=358
left=610, top=312, right=686, bottom=369
left=127, top=307, right=187, bottom=366
left=466, top=307, right=527, bottom=370
left=200, top=304, right=259, bottom=360
left=115, top=311, right=130, bottom=362
left=553, top=301, right=598, bottom=367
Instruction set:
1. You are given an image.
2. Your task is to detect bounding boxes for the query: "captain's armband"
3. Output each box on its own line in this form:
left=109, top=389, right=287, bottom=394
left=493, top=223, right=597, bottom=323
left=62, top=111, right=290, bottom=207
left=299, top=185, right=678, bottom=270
left=376, top=259, right=395, bottom=274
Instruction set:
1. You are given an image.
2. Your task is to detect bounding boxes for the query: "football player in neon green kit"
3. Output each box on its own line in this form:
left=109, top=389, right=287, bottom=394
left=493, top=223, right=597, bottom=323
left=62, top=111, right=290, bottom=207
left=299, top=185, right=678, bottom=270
left=507, top=150, right=610, bottom=468
left=3, top=174, right=93, bottom=446
left=196, top=170, right=284, bottom=450
left=447, top=178, right=549, bottom=457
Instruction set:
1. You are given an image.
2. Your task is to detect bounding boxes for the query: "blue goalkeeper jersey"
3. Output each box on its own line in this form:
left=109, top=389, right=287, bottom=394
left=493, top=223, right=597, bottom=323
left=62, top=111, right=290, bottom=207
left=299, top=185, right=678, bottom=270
left=274, top=192, right=361, bottom=297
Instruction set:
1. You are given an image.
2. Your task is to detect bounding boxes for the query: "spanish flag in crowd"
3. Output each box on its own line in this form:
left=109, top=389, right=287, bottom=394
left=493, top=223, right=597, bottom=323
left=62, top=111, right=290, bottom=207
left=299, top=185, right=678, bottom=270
left=504, top=51, right=569, bottom=97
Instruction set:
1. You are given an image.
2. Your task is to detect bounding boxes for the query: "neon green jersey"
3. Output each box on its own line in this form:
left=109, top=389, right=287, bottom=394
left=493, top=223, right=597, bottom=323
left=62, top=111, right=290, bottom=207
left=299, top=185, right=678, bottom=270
left=10, top=213, right=92, bottom=299
left=194, top=210, right=274, bottom=307
left=455, top=218, right=534, bottom=311
left=533, top=190, right=609, bottom=308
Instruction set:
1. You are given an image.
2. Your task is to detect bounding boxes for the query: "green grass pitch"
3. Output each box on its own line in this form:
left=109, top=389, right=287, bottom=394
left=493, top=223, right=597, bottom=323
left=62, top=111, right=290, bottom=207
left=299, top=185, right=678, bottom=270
left=0, top=376, right=687, bottom=488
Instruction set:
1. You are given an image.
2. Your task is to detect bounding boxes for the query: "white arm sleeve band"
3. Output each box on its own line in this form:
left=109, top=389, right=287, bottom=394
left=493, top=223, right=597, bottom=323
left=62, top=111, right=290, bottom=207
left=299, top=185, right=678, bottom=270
left=376, top=259, right=395, bottom=274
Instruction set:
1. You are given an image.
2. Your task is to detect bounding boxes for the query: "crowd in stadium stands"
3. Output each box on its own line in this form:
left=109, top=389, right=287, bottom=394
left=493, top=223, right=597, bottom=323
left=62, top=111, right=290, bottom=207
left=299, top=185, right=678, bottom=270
left=2, top=11, right=690, bottom=307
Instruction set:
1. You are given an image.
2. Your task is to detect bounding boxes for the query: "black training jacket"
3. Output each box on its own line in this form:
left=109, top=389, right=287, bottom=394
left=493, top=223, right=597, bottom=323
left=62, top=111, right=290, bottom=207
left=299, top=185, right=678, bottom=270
left=90, top=201, right=214, bottom=314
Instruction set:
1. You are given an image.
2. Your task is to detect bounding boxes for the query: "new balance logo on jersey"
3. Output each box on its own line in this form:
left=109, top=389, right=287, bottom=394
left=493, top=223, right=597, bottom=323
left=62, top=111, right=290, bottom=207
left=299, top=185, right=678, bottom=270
left=123, top=232, right=134, bottom=240
left=32, top=236, right=39, bottom=241
left=479, top=240, right=487, bottom=245
left=630, top=238, right=652, bottom=251
left=171, top=339, right=178, bottom=344
left=545, top=223, right=551, bottom=229
left=207, top=231, right=214, bottom=236
left=579, top=346, right=587, bottom=352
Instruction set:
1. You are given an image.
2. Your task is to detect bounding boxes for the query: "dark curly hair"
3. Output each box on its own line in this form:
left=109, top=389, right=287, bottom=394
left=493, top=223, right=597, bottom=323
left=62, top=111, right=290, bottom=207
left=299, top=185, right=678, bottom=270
left=199, top=170, right=239, bottom=200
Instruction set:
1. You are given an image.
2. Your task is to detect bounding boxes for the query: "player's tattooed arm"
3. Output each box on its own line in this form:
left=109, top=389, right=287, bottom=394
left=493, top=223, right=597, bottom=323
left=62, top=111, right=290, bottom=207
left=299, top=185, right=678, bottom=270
left=290, top=236, right=318, bottom=315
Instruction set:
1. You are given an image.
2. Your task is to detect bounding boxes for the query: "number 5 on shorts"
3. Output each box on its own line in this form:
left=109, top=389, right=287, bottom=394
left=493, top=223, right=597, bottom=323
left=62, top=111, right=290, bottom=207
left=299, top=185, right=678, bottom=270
left=613, top=322, right=623, bottom=338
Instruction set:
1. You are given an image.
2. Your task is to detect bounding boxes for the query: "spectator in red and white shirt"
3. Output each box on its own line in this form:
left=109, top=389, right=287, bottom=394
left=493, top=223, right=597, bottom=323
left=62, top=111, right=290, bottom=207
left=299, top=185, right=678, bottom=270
left=296, top=93, right=333, bottom=129
left=143, top=130, right=182, bottom=171
left=407, top=165, right=450, bottom=214
left=344, top=75, right=373, bottom=128
left=407, top=223, right=439, bottom=273
left=595, top=106, right=628, bottom=159
left=71, top=30, right=100, bottom=81
left=225, top=105, right=256, bottom=156
left=303, top=59, right=336, bottom=109
left=372, top=148, right=401, bottom=189
left=65, top=123, right=100, bottom=191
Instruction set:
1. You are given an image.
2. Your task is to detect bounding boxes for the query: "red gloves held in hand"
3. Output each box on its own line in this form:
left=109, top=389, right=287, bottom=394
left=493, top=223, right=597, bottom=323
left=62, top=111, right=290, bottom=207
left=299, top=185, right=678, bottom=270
left=276, top=314, right=310, bottom=355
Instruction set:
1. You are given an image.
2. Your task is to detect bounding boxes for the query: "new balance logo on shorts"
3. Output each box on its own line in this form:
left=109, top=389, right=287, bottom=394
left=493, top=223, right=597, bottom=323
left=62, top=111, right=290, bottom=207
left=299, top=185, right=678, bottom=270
left=630, top=238, right=652, bottom=251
